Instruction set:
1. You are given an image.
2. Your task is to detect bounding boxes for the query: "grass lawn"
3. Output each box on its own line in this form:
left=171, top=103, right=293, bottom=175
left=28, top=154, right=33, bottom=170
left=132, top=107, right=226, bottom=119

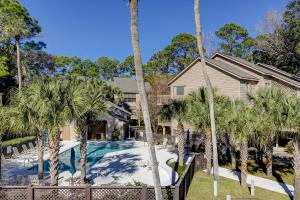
left=167, top=162, right=186, bottom=176
left=2, top=136, right=35, bottom=148
left=186, top=171, right=290, bottom=200
left=221, top=159, right=294, bottom=185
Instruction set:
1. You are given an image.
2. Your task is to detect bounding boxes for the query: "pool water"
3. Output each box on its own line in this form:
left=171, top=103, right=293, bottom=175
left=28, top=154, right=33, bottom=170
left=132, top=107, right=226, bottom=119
left=32, top=142, right=134, bottom=174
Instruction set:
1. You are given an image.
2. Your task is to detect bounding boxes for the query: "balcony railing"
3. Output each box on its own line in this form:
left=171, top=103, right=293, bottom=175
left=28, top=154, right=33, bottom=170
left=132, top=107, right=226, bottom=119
left=157, top=95, right=171, bottom=105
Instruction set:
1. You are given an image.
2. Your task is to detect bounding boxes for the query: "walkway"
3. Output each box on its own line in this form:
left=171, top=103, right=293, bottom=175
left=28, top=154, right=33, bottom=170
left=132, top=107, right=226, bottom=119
left=214, top=167, right=294, bottom=197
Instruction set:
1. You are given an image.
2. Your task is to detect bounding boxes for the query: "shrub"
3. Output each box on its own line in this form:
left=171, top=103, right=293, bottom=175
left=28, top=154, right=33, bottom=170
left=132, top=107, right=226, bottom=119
left=112, top=128, right=121, bottom=140
left=286, top=141, right=294, bottom=154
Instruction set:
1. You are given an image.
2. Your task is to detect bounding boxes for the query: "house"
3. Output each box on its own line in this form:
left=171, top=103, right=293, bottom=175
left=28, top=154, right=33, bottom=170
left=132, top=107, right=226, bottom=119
left=107, top=77, right=151, bottom=125
left=61, top=102, right=131, bottom=141
left=159, top=52, right=300, bottom=136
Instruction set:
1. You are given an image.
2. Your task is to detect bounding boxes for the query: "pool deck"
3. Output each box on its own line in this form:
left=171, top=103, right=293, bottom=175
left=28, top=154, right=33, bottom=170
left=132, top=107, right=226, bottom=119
left=2, top=140, right=182, bottom=186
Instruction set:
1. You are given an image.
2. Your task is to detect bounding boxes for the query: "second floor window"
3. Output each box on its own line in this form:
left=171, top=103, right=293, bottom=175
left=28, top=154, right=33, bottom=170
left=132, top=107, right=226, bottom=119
left=124, top=93, right=136, bottom=102
left=174, top=86, right=185, bottom=96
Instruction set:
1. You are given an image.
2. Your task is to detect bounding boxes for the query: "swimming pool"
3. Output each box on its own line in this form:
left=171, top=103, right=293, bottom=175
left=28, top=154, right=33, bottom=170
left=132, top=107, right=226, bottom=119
left=32, top=142, right=134, bottom=173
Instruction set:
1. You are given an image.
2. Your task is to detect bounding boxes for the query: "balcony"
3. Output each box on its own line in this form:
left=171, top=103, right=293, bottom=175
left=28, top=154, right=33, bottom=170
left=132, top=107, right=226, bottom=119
left=157, top=95, right=171, bottom=105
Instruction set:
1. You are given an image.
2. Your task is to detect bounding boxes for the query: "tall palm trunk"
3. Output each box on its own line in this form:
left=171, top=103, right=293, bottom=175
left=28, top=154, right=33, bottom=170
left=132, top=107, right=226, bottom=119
left=194, top=0, right=219, bottom=195
left=205, top=128, right=212, bottom=174
left=293, top=138, right=300, bottom=200
left=177, top=122, right=185, bottom=166
left=240, top=137, right=248, bottom=186
left=80, top=128, right=87, bottom=184
left=129, top=1, right=163, bottom=199
left=266, top=135, right=273, bottom=176
left=0, top=135, right=2, bottom=179
left=230, top=147, right=236, bottom=169
left=15, top=37, right=22, bottom=90
left=49, top=133, right=60, bottom=186
left=37, top=131, right=44, bottom=181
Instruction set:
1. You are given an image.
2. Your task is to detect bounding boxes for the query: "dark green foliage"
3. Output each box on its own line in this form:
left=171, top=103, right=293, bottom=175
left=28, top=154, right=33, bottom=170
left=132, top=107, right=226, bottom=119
left=215, top=23, right=255, bottom=59
left=147, top=33, right=199, bottom=74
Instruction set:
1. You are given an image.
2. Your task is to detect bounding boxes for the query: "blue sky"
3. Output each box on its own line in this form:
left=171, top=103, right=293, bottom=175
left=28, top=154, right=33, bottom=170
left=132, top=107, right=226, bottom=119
left=21, top=0, right=289, bottom=62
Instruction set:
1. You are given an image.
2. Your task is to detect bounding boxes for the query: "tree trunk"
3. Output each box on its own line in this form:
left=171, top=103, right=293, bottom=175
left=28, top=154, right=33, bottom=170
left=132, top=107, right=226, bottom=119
left=0, top=135, right=2, bottom=179
left=49, top=133, right=60, bottom=186
left=205, top=128, right=212, bottom=175
left=240, top=137, right=248, bottom=186
left=37, top=131, right=44, bottom=181
left=230, top=149, right=236, bottom=169
left=177, top=122, right=185, bottom=166
left=129, top=1, right=163, bottom=199
left=266, top=135, right=273, bottom=176
left=293, top=138, right=300, bottom=200
left=229, top=134, right=236, bottom=169
left=16, top=39, right=22, bottom=90
left=80, top=128, right=87, bottom=184
left=194, top=0, right=219, bottom=192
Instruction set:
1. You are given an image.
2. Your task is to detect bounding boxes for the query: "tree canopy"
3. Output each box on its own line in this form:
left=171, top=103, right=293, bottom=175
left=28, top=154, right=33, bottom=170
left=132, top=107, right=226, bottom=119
left=215, top=23, right=255, bottom=59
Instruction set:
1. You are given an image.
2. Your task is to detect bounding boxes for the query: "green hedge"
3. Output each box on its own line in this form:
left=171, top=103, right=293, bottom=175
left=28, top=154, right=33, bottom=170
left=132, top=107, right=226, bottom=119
left=2, top=136, right=36, bottom=148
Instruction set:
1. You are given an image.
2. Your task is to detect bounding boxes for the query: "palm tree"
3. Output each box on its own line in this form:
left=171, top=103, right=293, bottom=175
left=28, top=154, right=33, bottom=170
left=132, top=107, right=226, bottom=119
left=248, top=87, right=286, bottom=176
left=0, top=106, right=10, bottom=178
left=284, top=96, right=300, bottom=199
left=33, top=79, right=69, bottom=186
left=194, top=0, right=219, bottom=195
left=9, top=84, right=47, bottom=181
left=159, top=99, right=187, bottom=165
left=217, top=99, right=239, bottom=169
left=129, top=0, right=163, bottom=199
left=66, top=78, right=107, bottom=184
left=234, top=103, right=256, bottom=186
left=185, top=90, right=212, bottom=174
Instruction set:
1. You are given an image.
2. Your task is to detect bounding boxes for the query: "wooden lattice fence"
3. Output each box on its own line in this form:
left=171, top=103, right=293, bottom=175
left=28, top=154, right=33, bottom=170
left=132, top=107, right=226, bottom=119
left=0, top=155, right=203, bottom=200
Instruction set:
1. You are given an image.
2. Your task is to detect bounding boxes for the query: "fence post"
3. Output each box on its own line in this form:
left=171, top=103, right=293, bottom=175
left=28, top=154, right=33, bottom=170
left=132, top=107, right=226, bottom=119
left=27, top=185, right=33, bottom=200
left=174, top=185, right=180, bottom=200
left=141, top=186, right=148, bottom=200
left=86, top=184, right=91, bottom=200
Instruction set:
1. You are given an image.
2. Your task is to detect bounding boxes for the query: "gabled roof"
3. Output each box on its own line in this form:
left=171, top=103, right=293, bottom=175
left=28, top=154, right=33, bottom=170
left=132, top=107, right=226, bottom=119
left=168, top=57, right=258, bottom=86
left=212, top=53, right=300, bottom=88
left=257, top=63, right=300, bottom=82
left=107, top=77, right=151, bottom=94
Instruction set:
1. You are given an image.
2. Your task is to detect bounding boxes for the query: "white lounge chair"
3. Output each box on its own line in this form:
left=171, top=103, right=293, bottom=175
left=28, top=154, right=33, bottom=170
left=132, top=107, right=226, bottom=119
left=12, top=147, right=21, bottom=158
left=29, top=175, right=40, bottom=186
left=0, top=175, right=9, bottom=186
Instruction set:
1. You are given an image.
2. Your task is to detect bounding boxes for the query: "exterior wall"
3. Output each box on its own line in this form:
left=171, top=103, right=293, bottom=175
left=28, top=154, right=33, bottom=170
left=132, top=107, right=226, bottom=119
left=61, top=121, right=77, bottom=141
left=125, top=94, right=140, bottom=120
left=97, top=113, right=127, bottom=140
left=213, top=56, right=265, bottom=91
left=271, top=78, right=297, bottom=97
left=169, top=61, right=241, bottom=135
left=170, top=61, right=241, bottom=100
left=60, top=115, right=128, bottom=141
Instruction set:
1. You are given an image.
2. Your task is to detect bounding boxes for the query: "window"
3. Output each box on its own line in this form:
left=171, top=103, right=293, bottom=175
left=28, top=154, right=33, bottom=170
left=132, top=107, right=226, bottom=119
left=174, top=86, right=185, bottom=96
left=124, top=93, right=136, bottom=102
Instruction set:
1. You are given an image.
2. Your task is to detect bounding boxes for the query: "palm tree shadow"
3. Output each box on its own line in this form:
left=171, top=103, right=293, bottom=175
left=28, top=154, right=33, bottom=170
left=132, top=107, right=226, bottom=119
left=86, top=153, right=141, bottom=184
left=272, top=156, right=294, bottom=199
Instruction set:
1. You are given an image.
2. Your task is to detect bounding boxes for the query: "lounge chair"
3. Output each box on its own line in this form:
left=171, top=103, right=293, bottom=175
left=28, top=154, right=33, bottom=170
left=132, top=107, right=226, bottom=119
left=12, top=147, right=21, bottom=158
left=0, top=175, right=9, bottom=186
left=6, top=146, right=12, bottom=158
left=28, top=142, right=36, bottom=150
left=29, top=175, right=40, bottom=186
